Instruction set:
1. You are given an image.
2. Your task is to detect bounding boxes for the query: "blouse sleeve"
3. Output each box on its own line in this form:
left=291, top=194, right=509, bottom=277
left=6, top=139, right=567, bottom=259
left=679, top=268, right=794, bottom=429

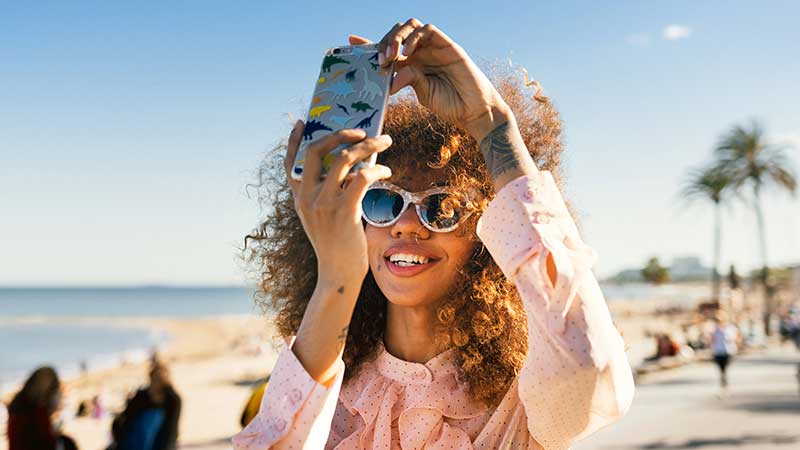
left=232, top=336, right=345, bottom=449
left=476, top=171, right=635, bottom=450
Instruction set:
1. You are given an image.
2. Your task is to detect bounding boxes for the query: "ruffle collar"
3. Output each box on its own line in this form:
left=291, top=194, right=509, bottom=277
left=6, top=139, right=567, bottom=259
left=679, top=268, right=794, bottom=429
left=339, top=341, right=488, bottom=425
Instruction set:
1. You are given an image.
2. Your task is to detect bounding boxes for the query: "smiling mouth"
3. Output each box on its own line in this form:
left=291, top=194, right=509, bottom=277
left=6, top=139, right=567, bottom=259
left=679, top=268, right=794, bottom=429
left=388, top=255, right=432, bottom=265
left=382, top=255, right=440, bottom=276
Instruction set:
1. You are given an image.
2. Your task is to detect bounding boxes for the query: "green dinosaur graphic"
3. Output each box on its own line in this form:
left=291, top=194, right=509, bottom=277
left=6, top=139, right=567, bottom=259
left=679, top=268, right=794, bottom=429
left=350, top=101, right=373, bottom=113
left=322, top=55, right=349, bottom=73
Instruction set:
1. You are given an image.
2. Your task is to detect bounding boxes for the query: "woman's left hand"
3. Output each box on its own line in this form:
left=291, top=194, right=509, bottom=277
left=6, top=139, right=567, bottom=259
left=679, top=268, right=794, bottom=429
left=349, top=19, right=509, bottom=141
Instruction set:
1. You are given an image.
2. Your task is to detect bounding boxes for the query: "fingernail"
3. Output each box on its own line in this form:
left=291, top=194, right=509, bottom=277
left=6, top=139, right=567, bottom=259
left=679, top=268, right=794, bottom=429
left=385, top=45, right=393, bottom=59
left=381, top=134, right=392, bottom=144
left=378, top=52, right=386, bottom=65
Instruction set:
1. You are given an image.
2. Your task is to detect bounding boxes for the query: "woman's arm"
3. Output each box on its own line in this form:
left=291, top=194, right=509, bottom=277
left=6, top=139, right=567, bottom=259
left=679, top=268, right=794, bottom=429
left=234, top=121, right=393, bottom=449
left=476, top=165, right=635, bottom=450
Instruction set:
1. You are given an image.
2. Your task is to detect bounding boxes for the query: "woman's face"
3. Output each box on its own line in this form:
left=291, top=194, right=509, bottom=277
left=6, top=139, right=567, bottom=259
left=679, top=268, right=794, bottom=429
left=365, top=169, right=477, bottom=308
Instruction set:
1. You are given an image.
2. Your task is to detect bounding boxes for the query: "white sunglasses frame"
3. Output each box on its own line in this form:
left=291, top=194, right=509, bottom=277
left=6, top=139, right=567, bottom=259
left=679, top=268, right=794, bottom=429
left=361, top=181, right=473, bottom=233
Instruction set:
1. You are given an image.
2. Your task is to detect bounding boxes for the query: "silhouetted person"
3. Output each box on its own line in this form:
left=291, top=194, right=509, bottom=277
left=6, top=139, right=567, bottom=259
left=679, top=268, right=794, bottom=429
left=711, top=312, right=739, bottom=394
left=109, top=360, right=181, bottom=450
left=6, top=366, right=78, bottom=450
left=727, top=265, right=740, bottom=291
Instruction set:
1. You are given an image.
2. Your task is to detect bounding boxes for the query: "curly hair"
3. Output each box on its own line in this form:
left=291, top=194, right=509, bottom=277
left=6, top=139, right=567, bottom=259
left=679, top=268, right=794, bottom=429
left=244, top=66, right=565, bottom=408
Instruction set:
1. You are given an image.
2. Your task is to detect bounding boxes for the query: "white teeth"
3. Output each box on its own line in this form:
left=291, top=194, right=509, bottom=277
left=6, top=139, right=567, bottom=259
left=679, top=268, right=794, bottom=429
left=388, top=253, right=431, bottom=265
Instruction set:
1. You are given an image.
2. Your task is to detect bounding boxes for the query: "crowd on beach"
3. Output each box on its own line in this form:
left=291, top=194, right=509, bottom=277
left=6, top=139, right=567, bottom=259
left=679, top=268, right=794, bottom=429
left=2, top=355, right=180, bottom=450
left=637, top=277, right=800, bottom=395
left=2, top=330, right=273, bottom=450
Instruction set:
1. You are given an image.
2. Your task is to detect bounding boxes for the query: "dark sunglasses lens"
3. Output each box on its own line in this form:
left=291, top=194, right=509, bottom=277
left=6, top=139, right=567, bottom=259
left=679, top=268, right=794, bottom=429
left=419, top=193, right=460, bottom=229
left=362, top=188, right=404, bottom=224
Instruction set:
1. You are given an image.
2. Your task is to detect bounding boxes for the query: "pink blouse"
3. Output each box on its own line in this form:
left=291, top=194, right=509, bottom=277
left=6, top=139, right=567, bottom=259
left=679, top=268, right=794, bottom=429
left=233, top=171, right=635, bottom=450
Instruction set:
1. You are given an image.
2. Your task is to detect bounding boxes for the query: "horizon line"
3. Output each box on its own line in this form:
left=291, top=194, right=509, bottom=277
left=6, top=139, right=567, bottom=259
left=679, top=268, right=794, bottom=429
left=0, top=283, right=251, bottom=290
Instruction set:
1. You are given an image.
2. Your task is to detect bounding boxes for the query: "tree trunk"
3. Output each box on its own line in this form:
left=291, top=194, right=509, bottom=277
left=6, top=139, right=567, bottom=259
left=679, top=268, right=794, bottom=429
left=712, top=201, right=721, bottom=303
left=753, top=184, right=772, bottom=336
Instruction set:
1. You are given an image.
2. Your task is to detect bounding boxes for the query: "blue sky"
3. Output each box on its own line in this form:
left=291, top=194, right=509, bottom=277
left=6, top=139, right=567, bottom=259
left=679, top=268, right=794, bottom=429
left=1, top=1, right=798, bottom=285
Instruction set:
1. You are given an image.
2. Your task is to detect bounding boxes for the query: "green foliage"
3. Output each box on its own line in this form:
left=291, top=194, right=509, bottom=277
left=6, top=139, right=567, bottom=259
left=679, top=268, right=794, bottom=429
left=641, top=257, right=670, bottom=284
left=715, top=120, right=797, bottom=195
left=681, top=164, right=733, bottom=205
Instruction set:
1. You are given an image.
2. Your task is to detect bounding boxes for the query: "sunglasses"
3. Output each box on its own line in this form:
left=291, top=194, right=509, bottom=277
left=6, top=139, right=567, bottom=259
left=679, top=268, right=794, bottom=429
left=361, top=181, right=473, bottom=232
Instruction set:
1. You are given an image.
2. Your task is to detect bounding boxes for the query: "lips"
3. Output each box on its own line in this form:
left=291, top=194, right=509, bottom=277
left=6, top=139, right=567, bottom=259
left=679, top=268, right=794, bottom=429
left=382, top=243, right=441, bottom=278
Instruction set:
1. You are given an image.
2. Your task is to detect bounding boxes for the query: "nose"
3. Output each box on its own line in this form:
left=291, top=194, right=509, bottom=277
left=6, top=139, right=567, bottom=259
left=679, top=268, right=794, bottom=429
left=390, top=205, right=430, bottom=239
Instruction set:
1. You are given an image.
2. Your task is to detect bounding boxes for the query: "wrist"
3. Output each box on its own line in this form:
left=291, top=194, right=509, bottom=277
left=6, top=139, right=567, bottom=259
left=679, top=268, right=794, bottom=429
left=463, top=100, right=514, bottom=143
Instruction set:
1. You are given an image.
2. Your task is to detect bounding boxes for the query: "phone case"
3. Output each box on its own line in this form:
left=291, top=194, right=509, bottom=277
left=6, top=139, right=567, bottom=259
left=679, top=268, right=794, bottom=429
left=291, top=44, right=394, bottom=180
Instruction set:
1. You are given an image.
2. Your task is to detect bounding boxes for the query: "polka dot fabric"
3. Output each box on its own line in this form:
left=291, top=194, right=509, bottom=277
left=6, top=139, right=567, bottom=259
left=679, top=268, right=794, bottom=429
left=232, top=172, right=635, bottom=450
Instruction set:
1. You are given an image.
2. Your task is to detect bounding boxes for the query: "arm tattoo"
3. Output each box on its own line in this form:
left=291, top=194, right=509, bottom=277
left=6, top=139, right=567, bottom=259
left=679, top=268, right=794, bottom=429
left=479, top=121, right=524, bottom=181
left=337, top=285, right=344, bottom=294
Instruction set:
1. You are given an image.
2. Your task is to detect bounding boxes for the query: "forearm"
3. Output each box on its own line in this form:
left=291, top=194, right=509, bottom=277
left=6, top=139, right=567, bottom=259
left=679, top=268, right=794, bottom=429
left=291, top=276, right=360, bottom=386
left=467, top=103, right=539, bottom=192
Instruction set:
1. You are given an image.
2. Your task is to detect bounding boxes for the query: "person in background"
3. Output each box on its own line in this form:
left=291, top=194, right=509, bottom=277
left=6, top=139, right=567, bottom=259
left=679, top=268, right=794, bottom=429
left=6, top=366, right=79, bottom=450
left=108, top=359, right=181, bottom=450
left=710, top=312, right=739, bottom=395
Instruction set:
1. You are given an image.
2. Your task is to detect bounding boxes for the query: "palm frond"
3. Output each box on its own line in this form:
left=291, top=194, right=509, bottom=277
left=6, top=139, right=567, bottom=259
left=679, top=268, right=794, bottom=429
left=713, top=120, right=797, bottom=196
left=680, top=163, right=732, bottom=205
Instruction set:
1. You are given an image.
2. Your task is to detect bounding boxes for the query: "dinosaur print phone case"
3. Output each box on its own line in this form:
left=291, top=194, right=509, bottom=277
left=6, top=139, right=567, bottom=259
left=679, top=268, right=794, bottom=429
left=291, top=44, right=395, bottom=180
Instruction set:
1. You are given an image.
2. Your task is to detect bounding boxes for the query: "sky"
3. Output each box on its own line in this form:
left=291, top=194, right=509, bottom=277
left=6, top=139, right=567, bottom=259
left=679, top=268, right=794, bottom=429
left=1, top=1, right=798, bottom=286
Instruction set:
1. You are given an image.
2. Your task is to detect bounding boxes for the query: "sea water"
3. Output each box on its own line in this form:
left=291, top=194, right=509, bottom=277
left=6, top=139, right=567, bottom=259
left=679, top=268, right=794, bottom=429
left=0, top=286, right=257, bottom=394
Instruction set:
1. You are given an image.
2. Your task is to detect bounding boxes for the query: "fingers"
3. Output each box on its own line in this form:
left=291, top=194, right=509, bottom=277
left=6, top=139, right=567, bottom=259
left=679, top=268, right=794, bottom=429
left=348, top=34, right=372, bottom=45
left=400, top=24, right=435, bottom=57
left=378, top=18, right=423, bottom=67
left=343, top=164, right=393, bottom=207
left=300, top=128, right=368, bottom=199
left=321, top=134, right=392, bottom=193
left=285, top=120, right=304, bottom=184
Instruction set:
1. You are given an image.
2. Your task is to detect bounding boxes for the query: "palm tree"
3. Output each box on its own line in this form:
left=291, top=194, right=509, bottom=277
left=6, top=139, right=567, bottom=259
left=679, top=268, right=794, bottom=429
left=715, top=120, right=797, bottom=335
left=681, top=164, right=732, bottom=303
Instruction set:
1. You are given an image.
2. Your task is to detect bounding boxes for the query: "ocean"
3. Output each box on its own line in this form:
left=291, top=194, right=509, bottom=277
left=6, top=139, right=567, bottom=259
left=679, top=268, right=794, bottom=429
left=0, top=286, right=258, bottom=394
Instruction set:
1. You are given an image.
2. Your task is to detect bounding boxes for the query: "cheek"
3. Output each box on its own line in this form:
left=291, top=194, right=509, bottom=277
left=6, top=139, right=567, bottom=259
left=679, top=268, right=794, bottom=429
left=446, top=237, right=477, bottom=263
left=364, top=225, right=385, bottom=259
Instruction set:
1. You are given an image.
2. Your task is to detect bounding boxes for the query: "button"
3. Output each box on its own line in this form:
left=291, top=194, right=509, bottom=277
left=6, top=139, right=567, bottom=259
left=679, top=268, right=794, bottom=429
left=268, top=417, right=287, bottom=433
left=535, top=213, right=550, bottom=224
left=288, top=388, right=302, bottom=405
left=525, top=188, right=535, bottom=200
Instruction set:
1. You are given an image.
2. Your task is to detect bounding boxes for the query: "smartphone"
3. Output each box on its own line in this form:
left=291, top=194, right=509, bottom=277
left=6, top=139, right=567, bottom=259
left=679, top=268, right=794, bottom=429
left=291, top=44, right=395, bottom=180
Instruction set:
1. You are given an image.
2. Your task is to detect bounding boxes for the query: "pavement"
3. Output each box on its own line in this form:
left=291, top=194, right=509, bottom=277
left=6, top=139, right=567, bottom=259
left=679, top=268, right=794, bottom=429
left=574, top=345, right=800, bottom=450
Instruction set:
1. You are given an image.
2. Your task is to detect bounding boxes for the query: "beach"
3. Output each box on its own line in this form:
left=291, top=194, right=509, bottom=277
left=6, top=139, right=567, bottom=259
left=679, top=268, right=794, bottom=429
left=0, top=282, right=759, bottom=450
left=1, top=315, right=280, bottom=450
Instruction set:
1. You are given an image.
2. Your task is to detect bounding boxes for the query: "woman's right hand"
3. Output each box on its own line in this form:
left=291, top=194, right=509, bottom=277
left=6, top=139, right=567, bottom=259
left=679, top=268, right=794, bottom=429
left=284, top=120, right=393, bottom=286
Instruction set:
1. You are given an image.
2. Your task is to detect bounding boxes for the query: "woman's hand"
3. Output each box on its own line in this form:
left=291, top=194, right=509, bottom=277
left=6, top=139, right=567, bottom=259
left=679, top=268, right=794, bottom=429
left=284, top=121, right=393, bottom=286
left=350, top=19, right=539, bottom=191
left=349, top=19, right=510, bottom=142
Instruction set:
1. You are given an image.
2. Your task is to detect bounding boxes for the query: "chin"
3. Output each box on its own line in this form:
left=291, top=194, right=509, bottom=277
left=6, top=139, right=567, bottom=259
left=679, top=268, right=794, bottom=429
left=373, top=270, right=447, bottom=308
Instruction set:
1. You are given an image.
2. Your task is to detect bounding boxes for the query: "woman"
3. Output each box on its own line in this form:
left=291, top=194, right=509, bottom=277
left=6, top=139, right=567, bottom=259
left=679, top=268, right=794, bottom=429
left=235, top=19, right=634, bottom=449
left=6, top=366, right=78, bottom=450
